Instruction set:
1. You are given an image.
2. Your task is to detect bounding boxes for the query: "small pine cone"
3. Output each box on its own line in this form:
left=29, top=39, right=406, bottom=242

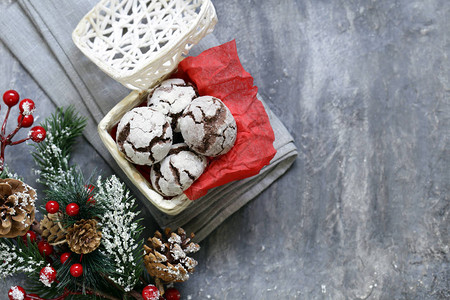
left=0, top=178, right=36, bottom=238
left=66, top=219, right=102, bottom=254
left=40, top=213, right=66, bottom=245
left=144, top=227, right=200, bottom=283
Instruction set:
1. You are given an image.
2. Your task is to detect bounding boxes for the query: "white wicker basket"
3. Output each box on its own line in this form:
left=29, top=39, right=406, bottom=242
left=72, top=0, right=217, bottom=90
left=97, top=90, right=192, bottom=215
left=73, top=0, right=217, bottom=215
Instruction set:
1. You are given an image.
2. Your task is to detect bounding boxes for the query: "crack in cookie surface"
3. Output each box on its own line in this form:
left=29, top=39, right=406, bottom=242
left=147, top=79, right=198, bottom=132
left=150, top=143, right=207, bottom=197
left=116, top=107, right=173, bottom=166
left=180, top=96, right=237, bottom=157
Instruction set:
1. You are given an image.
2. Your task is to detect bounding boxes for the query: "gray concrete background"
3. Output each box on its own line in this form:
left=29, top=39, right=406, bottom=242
left=1, top=0, right=449, bottom=299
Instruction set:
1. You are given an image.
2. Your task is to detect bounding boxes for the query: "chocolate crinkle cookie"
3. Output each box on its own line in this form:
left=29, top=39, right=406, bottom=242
left=150, top=143, right=207, bottom=197
left=116, top=107, right=173, bottom=166
left=179, top=96, right=237, bottom=157
left=147, top=78, right=197, bottom=132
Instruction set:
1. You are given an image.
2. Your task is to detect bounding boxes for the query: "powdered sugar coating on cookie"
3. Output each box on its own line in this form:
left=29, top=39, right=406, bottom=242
left=150, top=143, right=207, bottom=197
left=147, top=78, right=197, bottom=132
left=179, top=96, right=237, bottom=157
left=116, top=107, right=172, bottom=166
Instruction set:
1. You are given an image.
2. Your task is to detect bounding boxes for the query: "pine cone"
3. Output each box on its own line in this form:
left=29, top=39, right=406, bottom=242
left=40, top=213, right=66, bottom=245
left=0, top=178, right=36, bottom=238
left=66, top=219, right=102, bottom=254
left=144, top=228, right=200, bottom=283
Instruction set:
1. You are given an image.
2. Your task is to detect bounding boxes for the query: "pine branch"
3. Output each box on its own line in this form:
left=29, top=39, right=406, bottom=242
left=31, top=106, right=86, bottom=188
left=25, top=247, right=120, bottom=299
left=43, top=170, right=106, bottom=229
left=25, top=106, right=144, bottom=298
left=54, top=249, right=117, bottom=295
left=0, top=164, right=21, bottom=180
left=0, top=237, right=46, bottom=279
left=95, top=176, right=145, bottom=293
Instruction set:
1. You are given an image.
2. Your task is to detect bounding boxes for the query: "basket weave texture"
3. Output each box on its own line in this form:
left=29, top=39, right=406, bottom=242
left=73, top=0, right=217, bottom=90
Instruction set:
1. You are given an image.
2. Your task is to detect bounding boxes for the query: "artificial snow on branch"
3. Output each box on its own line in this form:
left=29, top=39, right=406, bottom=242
left=32, top=106, right=86, bottom=188
left=96, top=175, right=144, bottom=292
left=4, top=106, right=192, bottom=299
left=0, top=237, right=46, bottom=279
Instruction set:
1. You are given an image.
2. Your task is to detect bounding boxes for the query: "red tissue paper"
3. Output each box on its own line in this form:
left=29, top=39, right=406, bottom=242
left=176, top=40, right=276, bottom=200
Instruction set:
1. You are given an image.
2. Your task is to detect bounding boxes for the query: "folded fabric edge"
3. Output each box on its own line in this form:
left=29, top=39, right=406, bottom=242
left=158, top=141, right=298, bottom=227
left=177, top=145, right=298, bottom=233
left=189, top=151, right=297, bottom=242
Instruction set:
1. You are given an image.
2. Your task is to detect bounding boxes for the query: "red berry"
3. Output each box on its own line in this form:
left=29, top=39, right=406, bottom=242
left=21, top=230, right=37, bottom=244
left=8, top=286, right=26, bottom=300
left=3, top=90, right=20, bottom=107
left=39, top=266, right=57, bottom=286
left=60, top=252, right=71, bottom=264
left=19, top=99, right=35, bottom=115
left=30, top=126, right=46, bottom=143
left=18, top=114, right=34, bottom=128
left=45, top=200, right=59, bottom=214
left=164, top=288, right=180, bottom=300
left=142, top=285, right=160, bottom=300
left=66, top=203, right=79, bottom=216
left=38, top=241, right=53, bottom=256
left=70, top=263, right=83, bottom=277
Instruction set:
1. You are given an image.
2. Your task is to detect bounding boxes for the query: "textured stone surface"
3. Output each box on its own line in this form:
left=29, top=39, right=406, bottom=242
left=1, top=0, right=449, bottom=299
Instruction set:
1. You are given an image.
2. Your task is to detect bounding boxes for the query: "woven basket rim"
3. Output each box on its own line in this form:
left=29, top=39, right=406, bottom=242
left=72, top=0, right=214, bottom=80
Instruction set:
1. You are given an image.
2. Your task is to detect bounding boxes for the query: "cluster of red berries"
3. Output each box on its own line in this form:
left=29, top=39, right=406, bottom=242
left=7, top=268, right=58, bottom=299
left=1, top=90, right=46, bottom=171
left=43, top=199, right=84, bottom=278
left=142, top=285, right=181, bottom=300
left=31, top=184, right=97, bottom=287
left=45, top=184, right=95, bottom=216
left=2, top=90, right=46, bottom=142
left=45, top=200, right=80, bottom=216
left=15, top=196, right=89, bottom=294
left=21, top=229, right=83, bottom=280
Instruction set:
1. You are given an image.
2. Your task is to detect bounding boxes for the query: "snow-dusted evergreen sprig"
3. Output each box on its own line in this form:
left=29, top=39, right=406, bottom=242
left=0, top=165, right=21, bottom=180
left=23, top=107, right=145, bottom=298
left=0, top=238, right=46, bottom=279
left=32, top=106, right=86, bottom=188
left=96, top=175, right=144, bottom=292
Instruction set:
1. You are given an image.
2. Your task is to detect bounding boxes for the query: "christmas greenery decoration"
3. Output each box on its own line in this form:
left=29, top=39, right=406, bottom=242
left=32, top=106, right=86, bottom=188
left=95, top=176, right=144, bottom=292
left=1, top=90, right=47, bottom=172
left=1, top=107, right=145, bottom=299
left=0, top=165, right=20, bottom=180
left=0, top=237, right=45, bottom=279
left=1, top=106, right=195, bottom=300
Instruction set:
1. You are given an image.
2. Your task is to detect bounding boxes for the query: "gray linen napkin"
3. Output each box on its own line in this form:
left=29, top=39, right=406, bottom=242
left=0, top=0, right=297, bottom=242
